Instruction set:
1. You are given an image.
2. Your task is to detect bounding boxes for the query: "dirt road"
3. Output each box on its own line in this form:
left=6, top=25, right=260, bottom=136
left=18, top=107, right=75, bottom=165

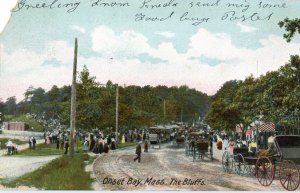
left=93, top=143, right=283, bottom=191
left=0, top=155, right=59, bottom=179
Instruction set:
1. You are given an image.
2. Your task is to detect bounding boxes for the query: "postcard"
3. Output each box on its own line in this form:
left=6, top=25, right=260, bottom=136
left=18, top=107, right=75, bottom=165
left=0, top=0, right=300, bottom=191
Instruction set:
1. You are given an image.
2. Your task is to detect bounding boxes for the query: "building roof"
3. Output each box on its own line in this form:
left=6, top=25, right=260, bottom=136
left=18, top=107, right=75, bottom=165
left=258, top=122, right=275, bottom=132
left=245, top=122, right=275, bottom=134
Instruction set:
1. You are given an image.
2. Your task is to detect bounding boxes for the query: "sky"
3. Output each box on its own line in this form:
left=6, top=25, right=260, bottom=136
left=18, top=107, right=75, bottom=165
left=0, top=0, right=300, bottom=101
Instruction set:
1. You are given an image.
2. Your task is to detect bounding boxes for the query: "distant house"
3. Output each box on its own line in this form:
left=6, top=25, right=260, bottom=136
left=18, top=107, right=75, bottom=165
left=3, top=122, right=29, bottom=131
left=245, top=122, right=276, bottom=141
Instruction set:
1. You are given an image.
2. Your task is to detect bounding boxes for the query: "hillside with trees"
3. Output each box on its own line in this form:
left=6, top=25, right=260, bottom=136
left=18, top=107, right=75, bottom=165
left=0, top=66, right=211, bottom=132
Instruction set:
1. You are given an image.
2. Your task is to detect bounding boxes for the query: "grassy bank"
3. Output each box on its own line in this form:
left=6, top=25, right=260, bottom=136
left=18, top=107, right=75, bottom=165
left=16, top=143, right=83, bottom=156
left=16, top=143, right=64, bottom=156
left=0, top=138, right=27, bottom=149
left=2, top=154, right=93, bottom=190
left=117, top=142, right=137, bottom=149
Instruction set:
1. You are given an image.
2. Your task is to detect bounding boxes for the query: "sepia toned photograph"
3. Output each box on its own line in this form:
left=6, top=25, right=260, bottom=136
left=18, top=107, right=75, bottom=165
left=0, top=0, right=300, bottom=191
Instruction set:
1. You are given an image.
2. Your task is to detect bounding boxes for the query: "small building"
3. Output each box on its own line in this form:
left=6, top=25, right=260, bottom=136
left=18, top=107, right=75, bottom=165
left=3, top=122, right=29, bottom=131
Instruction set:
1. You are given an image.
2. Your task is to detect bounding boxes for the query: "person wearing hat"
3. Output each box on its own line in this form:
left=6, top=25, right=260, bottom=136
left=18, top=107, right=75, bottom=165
left=28, top=136, right=32, bottom=149
left=134, top=141, right=142, bottom=163
left=6, top=139, right=13, bottom=155
left=64, top=139, right=69, bottom=155
left=32, top=137, right=36, bottom=149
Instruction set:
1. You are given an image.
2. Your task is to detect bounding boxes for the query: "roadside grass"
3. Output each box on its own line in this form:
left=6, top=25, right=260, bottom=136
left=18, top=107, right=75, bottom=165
left=16, top=143, right=83, bottom=156
left=16, top=143, right=63, bottom=156
left=1, top=154, right=93, bottom=190
left=116, top=142, right=137, bottom=149
left=7, top=140, right=135, bottom=156
left=0, top=138, right=27, bottom=149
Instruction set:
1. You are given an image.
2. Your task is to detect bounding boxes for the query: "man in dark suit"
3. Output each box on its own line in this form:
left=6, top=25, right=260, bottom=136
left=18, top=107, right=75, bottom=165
left=64, top=140, right=69, bottom=155
left=32, top=137, right=36, bottom=149
left=134, top=142, right=142, bottom=163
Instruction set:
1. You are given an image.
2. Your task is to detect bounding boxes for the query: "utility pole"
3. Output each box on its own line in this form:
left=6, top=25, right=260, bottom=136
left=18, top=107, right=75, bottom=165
left=115, top=84, right=119, bottom=143
left=181, top=104, right=183, bottom=123
left=163, top=99, right=166, bottom=123
left=70, top=38, right=78, bottom=157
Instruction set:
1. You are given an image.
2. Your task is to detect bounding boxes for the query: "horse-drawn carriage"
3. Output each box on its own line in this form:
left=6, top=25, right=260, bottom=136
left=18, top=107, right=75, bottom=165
left=148, top=125, right=172, bottom=149
left=186, top=132, right=213, bottom=161
left=174, top=127, right=185, bottom=147
left=222, top=135, right=300, bottom=191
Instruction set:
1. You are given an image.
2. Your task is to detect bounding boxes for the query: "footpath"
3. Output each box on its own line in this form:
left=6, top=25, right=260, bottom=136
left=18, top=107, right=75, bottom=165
left=0, top=139, right=44, bottom=155
left=0, top=139, right=60, bottom=190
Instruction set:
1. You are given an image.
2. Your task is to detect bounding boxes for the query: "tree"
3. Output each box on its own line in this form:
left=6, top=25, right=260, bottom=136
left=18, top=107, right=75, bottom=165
left=232, top=75, right=258, bottom=135
left=76, top=65, right=102, bottom=130
left=23, top=87, right=46, bottom=114
left=4, top=96, right=17, bottom=115
left=45, top=85, right=63, bottom=119
left=278, top=18, right=300, bottom=42
left=0, top=99, right=4, bottom=124
left=205, top=80, right=242, bottom=132
left=0, top=98, right=5, bottom=113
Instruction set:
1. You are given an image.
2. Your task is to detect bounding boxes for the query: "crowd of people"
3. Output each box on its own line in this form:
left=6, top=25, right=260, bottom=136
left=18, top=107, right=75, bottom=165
left=43, top=129, right=71, bottom=154
left=216, top=132, right=276, bottom=155
left=41, top=128, right=148, bottom=156
left=3, top=127, right=152, bottom=159
left=82, top=128, right=150, bottom=162
left=84, top=132, right=115, bottom=154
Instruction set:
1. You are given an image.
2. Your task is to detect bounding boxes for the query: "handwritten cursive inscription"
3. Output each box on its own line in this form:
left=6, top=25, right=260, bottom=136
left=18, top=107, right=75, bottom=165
left=135, top=11, right=174, bottom=22
left=11, top=0, right=289, bottom=26
left=13, top=0, right=80, bottom=13
left=221, top=11, right=274, bottom=22
left=91, top=0, right=130, bottom=7
left=139, top=0, right=178, bottom=9
left=189, top=0, right=220, bottom=8
left=180, top=12, right=210, bottom=26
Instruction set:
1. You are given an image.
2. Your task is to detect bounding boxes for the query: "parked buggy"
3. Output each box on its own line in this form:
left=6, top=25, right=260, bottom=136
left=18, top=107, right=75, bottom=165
left=175, top=128, right=185, bottom=147
left=222, top=140, right=254, bottom=175
left=192, top=139, right=213, bottom=162
left=185, top=132, right=201, bottom=156
left=222, top=135, right=300, bottom=191
left=185, top=132, right=213, bottom=161
left=149, top=133, right=161, bottom=149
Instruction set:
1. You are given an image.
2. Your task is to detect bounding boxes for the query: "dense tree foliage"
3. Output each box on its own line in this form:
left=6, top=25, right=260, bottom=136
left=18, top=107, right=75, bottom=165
left=206, top=55, right=300, bottom=133
left=1, top=66, right=211, bottom=131
left=205, top=80, right=242, bottom=132
left=279, top=18, right=300, bottom=42
left=206, top=19, right=300, bottom=134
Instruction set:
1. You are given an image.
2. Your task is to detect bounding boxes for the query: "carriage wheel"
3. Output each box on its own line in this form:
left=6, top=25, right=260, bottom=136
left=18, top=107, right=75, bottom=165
left=245, top=165, right=256, bottom=177
left=256, top=156, right=274, bottom=186
left=234, top=153, right=246, bottom=176
left=279, top=160, right=300, bottom=191
left=222, top=151, right=233, bottom=173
